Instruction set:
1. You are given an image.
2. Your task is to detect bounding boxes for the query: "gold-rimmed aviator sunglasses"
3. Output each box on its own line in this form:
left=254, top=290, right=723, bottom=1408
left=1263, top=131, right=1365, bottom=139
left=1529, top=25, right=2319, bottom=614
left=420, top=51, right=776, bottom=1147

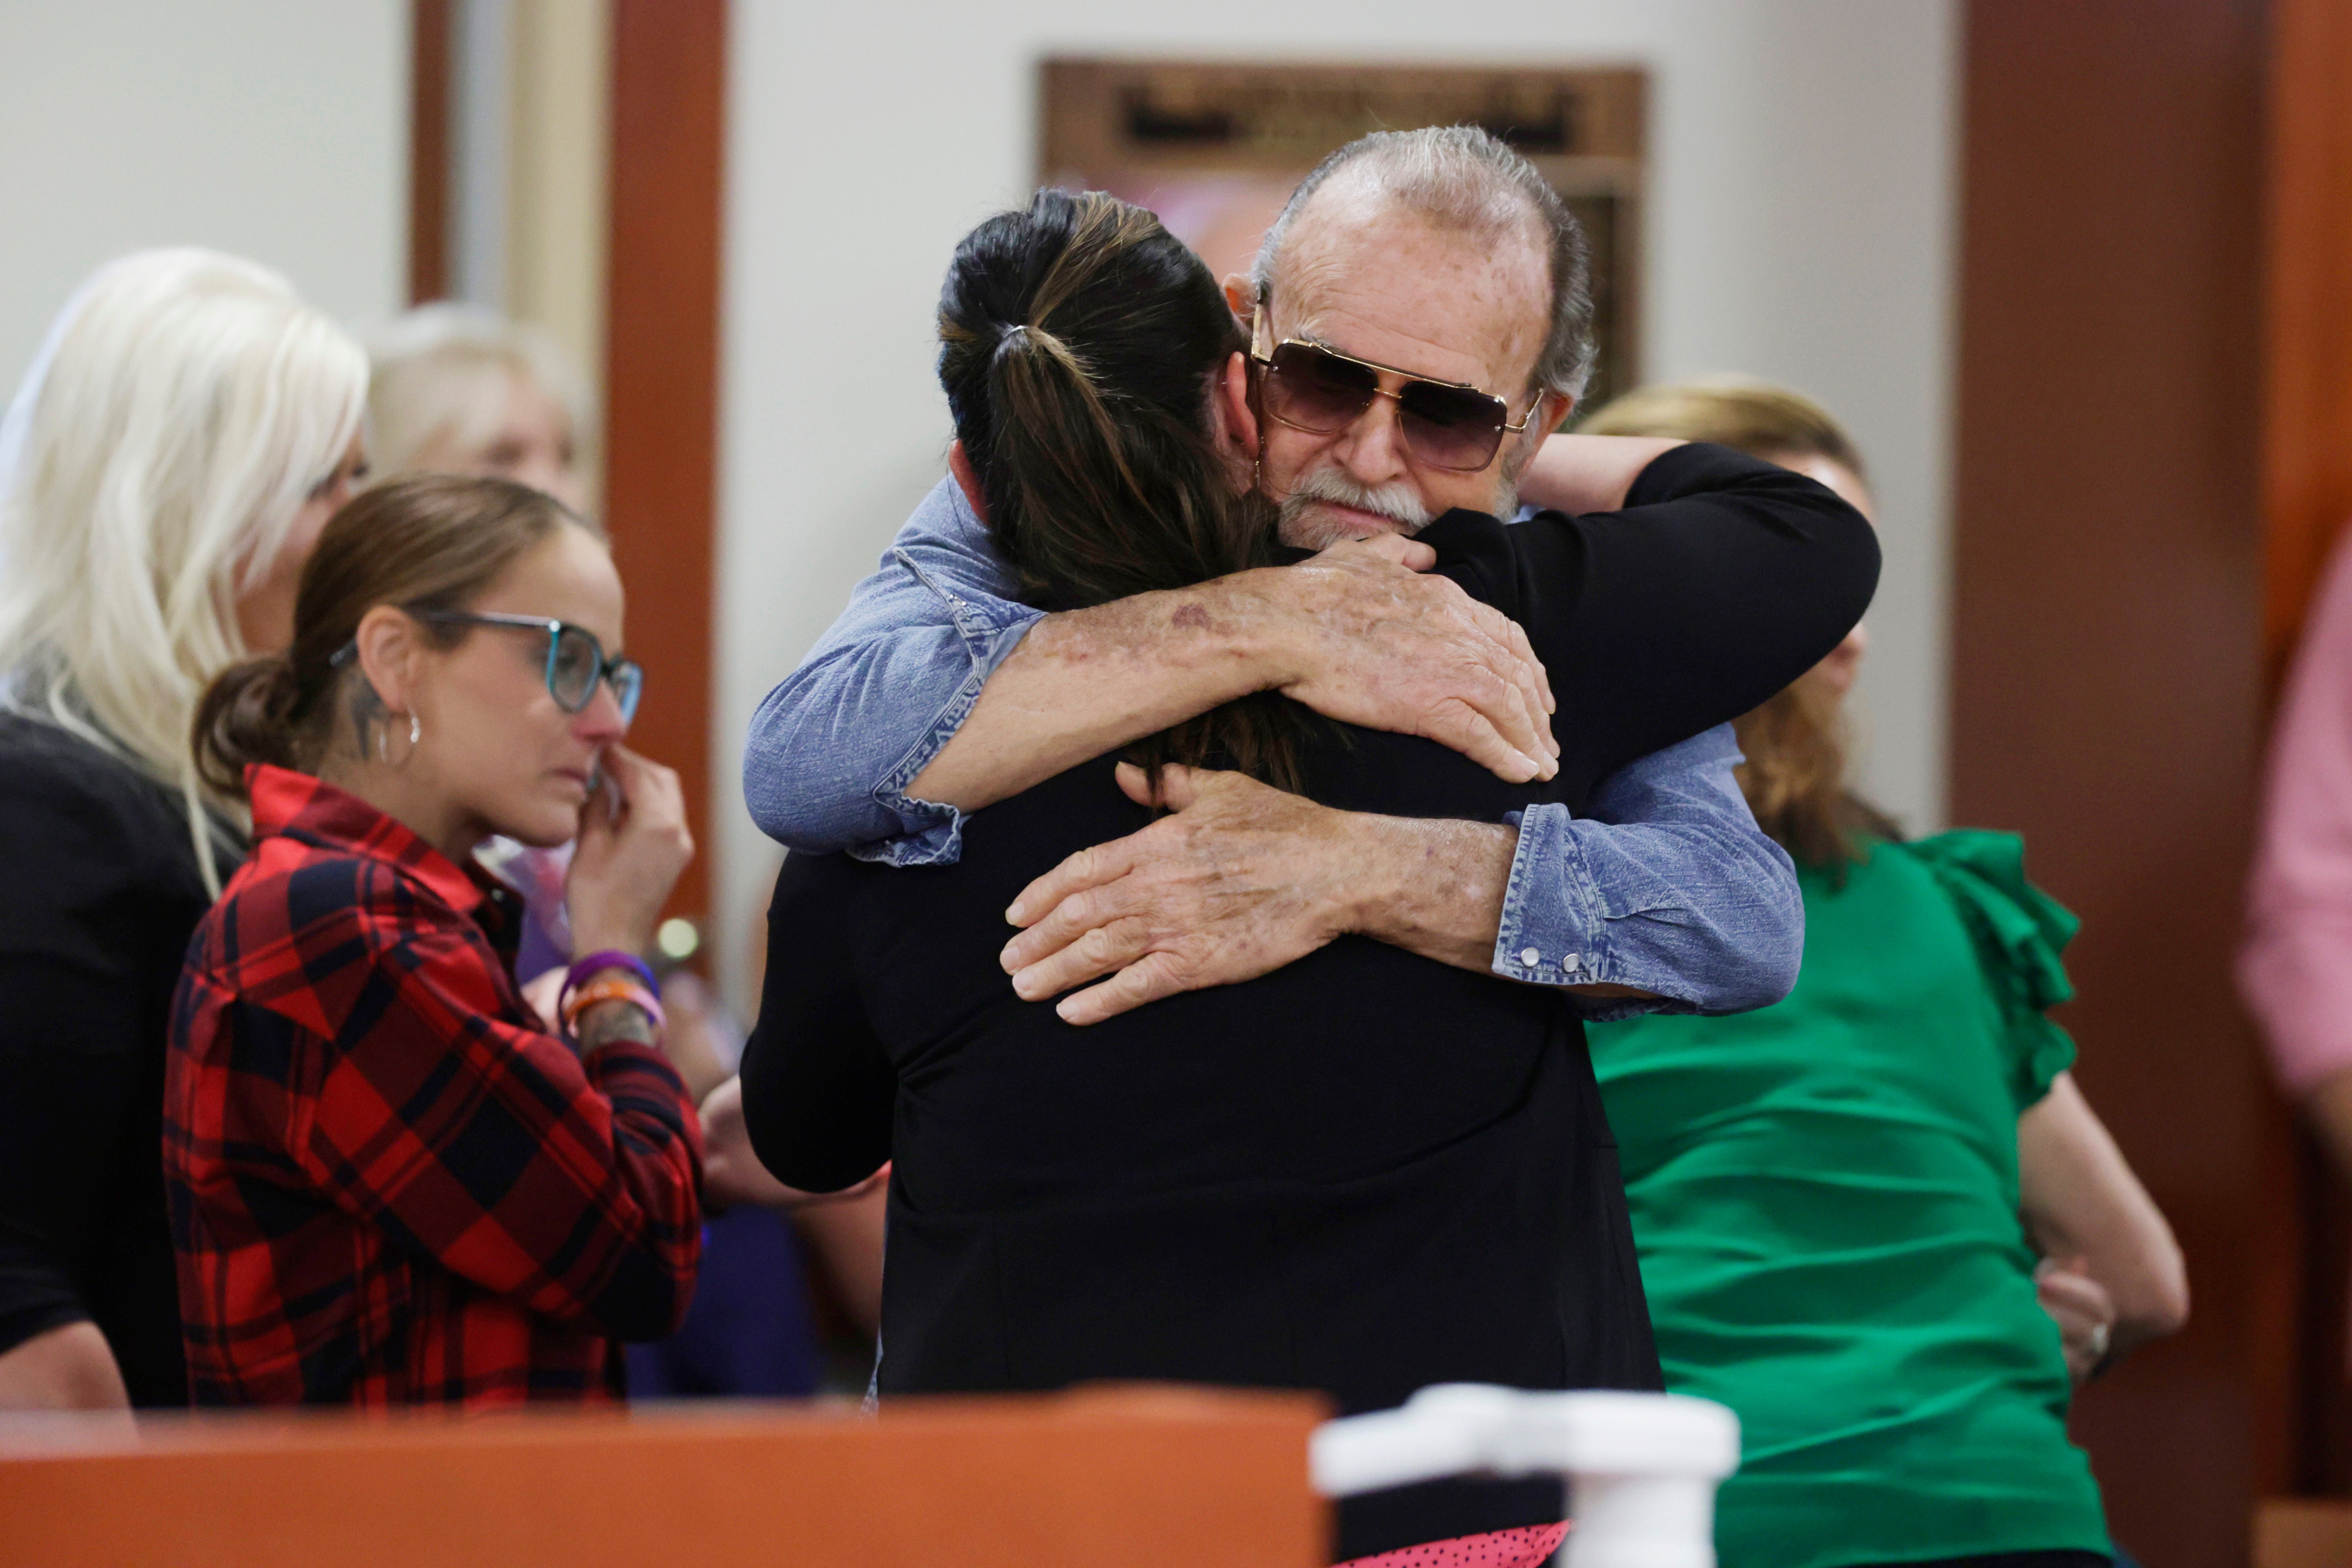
left=1248, top=307, right=1542, bottom=473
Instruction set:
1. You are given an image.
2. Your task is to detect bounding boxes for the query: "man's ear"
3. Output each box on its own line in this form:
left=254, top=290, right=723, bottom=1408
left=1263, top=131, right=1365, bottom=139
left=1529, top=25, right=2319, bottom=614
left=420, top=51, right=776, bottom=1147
left=352, top=604, right=420, bottom=719
left=1222, top=273, right=1255, bottom=325
left=1210, top=351, right=1260, bottom=462
left=947, top=439, right=989, bottom=524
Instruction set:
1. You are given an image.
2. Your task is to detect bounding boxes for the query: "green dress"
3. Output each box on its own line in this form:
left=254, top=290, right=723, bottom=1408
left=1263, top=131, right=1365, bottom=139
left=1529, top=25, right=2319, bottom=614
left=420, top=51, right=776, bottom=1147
left=1586, top=831, right=2109, bottom=1568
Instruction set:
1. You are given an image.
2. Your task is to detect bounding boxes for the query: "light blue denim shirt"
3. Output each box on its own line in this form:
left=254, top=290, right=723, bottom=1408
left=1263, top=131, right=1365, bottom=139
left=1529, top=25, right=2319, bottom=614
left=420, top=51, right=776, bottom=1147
left=744, top=478, right=1802, bottom=1017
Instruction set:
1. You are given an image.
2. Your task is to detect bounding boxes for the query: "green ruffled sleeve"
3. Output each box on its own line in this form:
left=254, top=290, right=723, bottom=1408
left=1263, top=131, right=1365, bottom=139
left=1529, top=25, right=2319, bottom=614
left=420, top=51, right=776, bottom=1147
left=1905, top=830, right=2082, bottom=1109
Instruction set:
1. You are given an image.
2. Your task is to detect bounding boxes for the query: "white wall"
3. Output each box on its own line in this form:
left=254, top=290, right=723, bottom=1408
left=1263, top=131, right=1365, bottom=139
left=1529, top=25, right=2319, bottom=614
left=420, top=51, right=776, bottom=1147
left=720, top=0, right=1958, bottom=994
left=0, top=1, right=407, bottom=397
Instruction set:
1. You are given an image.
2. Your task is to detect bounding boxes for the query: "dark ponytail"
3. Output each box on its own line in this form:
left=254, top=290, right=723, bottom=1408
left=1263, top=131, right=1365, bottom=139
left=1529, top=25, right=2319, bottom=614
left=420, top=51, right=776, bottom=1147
left=195, top=474, right=576, bottom=795
left=939, top=190, right=1312, bottom=792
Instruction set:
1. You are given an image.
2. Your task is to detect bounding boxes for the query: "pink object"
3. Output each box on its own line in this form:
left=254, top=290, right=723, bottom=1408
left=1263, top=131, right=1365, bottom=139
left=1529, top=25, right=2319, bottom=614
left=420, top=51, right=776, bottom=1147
left=1337, top=1523, right=1570, bottom=1568
left=2244, top=525, right=2352, bottom=1094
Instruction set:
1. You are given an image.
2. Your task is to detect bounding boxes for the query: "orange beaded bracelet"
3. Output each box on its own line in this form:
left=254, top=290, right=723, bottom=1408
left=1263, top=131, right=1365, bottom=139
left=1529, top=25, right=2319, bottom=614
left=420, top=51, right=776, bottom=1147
left=560, top=975, right=665, bottom=1041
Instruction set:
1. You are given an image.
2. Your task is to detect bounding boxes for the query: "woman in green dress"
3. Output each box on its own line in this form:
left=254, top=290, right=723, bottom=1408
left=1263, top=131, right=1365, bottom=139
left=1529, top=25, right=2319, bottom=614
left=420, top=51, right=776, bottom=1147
left=1580, top=379, right=2188, bottom=1568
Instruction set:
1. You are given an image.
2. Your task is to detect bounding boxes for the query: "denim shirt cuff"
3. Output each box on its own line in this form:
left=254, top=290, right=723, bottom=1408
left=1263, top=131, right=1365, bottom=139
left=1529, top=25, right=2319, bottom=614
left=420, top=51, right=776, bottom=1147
left=1493, top=802, right=1605, bottom=984
left=1493, top=802, right=1690, bottom=1021
left=851, top=556, right=1041, bottom=867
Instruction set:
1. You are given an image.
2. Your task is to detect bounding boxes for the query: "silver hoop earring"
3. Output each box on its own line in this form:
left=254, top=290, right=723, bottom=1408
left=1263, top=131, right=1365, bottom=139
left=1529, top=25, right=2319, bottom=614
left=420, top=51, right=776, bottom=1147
left=381, top=711, right=421, bottom=767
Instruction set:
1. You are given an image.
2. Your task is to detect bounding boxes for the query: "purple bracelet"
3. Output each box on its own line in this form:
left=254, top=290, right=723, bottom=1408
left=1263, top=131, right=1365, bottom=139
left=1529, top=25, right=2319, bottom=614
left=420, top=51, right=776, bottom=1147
left=569, top=949, right=658, bottom=990
left=559, top=949, right=660, bottom=1036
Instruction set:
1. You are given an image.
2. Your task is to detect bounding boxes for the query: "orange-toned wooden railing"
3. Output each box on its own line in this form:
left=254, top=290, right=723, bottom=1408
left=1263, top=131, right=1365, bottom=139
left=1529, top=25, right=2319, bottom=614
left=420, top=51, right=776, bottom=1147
left=0, top=1386, right=1326, bottom=1568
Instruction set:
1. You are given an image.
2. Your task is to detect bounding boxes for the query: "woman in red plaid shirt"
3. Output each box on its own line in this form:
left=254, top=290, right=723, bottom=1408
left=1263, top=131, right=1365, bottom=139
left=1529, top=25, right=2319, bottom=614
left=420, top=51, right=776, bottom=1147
left=165, top=475, right=703, bottom=1406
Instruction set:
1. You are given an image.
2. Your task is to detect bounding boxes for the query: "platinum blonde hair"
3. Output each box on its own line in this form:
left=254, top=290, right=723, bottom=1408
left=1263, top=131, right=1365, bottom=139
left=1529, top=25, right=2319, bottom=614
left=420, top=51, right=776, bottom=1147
left=363, top=302, right=592, bottom=481
left=0, top=248, right=369, bottom=891
left=1250, top=125, right=1596, bottom=404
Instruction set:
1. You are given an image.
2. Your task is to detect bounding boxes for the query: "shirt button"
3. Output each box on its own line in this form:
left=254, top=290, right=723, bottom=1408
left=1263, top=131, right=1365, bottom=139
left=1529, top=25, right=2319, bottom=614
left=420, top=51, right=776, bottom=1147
left=1519, top=947, right=1541, bottom=967
left=1564, top=954, right=1583, bottom=973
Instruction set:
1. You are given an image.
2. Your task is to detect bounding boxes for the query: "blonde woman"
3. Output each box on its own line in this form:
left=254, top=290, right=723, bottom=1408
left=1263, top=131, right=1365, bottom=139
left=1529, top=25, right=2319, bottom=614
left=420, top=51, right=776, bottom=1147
left=1580, top=378, right=2186, bottom=1568
left=0, top=250, right=368, bottom=1409
left=365, top=303, right=589, bottom=513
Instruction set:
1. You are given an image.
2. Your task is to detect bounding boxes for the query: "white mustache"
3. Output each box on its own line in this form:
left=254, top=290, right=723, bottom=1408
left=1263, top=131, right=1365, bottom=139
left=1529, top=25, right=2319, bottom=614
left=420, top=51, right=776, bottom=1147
left=1279, top=467, right=1433, bottom=532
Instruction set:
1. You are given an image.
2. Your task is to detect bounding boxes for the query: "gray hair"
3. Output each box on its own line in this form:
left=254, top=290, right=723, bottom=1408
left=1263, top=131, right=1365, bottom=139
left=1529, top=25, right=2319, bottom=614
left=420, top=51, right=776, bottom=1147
left=1249, top=126, right=1595, bottom=402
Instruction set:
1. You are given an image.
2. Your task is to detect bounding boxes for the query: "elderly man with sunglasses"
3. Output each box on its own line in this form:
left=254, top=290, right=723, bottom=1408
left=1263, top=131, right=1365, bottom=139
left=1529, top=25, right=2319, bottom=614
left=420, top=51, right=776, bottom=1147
left=744, top=126, right=1874, bottom=1028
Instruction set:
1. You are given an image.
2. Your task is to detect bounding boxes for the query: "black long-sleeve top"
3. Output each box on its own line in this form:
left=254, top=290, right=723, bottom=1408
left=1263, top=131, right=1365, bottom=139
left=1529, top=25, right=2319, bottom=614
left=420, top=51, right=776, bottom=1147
left=0, top=713, right=227, bottom=1406
left=741, top=444, right=1879, bottom=1559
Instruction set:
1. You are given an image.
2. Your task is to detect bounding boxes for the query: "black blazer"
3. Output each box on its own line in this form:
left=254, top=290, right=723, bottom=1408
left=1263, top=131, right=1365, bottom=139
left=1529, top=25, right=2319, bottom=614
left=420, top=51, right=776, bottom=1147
left=0, top=713, right=231, bottom=1406
left=741, top=444, right=1878, bottom=1559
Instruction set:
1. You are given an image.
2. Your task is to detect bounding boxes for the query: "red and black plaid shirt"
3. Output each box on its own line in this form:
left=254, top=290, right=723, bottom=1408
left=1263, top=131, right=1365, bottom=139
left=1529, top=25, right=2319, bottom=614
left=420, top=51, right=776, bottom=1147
left=165, top=766, right=701, bottom=1407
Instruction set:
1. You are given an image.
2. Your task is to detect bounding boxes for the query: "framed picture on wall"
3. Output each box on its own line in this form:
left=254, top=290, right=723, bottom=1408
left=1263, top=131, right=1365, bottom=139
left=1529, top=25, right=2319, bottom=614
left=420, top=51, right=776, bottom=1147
left=1040, top=58, right=1647, bottom=411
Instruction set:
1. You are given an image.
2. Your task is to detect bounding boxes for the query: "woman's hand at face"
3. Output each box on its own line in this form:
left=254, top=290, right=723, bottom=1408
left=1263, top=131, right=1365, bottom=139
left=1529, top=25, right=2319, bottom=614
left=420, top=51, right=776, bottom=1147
left=566, top=744, right=693, bottom=956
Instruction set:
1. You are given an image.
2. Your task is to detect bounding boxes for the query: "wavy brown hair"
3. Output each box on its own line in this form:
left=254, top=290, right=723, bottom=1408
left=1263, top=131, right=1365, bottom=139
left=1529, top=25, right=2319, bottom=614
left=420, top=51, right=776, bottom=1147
left=937, top=189, right=1313, bottom=793
left=1579, top=376, right=1898, bottom=870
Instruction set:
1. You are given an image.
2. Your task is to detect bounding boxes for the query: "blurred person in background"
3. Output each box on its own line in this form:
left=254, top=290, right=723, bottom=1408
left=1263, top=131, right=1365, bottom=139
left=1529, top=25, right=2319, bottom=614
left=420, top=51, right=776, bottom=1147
left=2242, top=528, right=2352, bottom=1184
left=0, top=250, right=369, bottom=1410
left=1581, top=377, right=2187, bottom=1568
left=367, top=302, right=851, bottom=1397
left=170, top=475, right=701, bottom=1406
left=365, top=303, right=589, bottom=514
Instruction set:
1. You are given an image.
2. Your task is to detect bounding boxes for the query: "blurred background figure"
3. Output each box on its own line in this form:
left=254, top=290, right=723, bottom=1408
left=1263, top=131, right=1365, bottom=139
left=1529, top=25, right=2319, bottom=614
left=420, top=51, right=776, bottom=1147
left=364, top=299, right=848, bottom=1400
left=1580, top=377, right=2188, bottom=1568
left=2242, top=532, right=2352, bottom=1187
left=365, top=303, right=591, bottom=514
left=0, top=249, right=369, bottom=1410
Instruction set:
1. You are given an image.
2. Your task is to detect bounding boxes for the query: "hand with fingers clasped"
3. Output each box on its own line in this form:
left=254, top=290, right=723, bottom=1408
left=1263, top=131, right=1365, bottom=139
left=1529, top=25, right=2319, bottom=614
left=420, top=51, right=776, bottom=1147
left=2035, top=1255, right=2119, bottom=1381
left=1000, top=762, right=1368, bottom=1026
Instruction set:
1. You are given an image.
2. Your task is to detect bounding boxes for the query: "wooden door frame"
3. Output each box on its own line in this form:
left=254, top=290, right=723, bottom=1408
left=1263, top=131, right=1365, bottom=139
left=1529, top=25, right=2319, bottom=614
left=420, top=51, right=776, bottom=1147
left=410, top=0, right=725, bottom=937
left=408, top=0, right=451, bottom=305
left=1956, top=0, right=2352, bottom=1549
left=1952, top=3, right=2276, bottom=1561
left=603, top=0, right=725, bottom=933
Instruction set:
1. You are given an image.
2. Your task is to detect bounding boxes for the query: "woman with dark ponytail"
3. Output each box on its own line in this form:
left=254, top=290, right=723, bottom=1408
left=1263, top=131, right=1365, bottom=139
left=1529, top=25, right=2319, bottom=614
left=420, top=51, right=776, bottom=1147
left=738, top=191, right=1871, bottom=1565
left=937, top=194, right=1311, bottom=790
left=167, top=474, right=704, bottom=1406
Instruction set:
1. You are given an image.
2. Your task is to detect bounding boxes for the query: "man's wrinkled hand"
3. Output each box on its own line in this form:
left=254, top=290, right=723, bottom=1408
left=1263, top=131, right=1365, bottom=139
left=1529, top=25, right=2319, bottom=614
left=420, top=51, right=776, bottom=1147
left=999, top=763, right=1369, bottom=1025
left=1275, top=535, right=1559, bottom=784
